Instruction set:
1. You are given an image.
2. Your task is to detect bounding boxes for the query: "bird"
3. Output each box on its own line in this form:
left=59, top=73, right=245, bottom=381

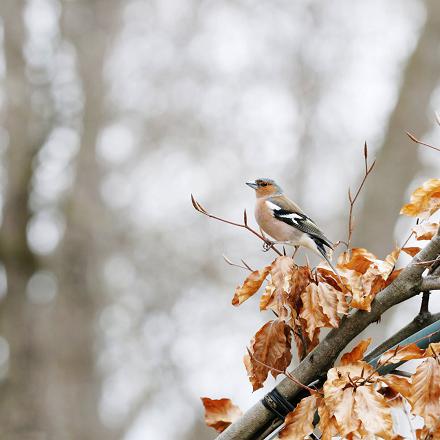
left=246, top=178, right=339, bottom=275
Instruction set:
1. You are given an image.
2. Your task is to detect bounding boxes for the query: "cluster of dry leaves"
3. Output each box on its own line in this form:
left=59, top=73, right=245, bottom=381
left=203, top=339, right=440, bottom=438
left=202, top=178, right=440, bottom=437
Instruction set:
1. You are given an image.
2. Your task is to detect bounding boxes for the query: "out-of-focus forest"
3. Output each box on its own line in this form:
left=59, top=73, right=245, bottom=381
left=0, top=0, right=439, bottom=439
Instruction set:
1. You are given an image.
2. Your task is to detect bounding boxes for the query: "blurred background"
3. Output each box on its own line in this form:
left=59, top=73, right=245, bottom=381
left=0, top=0, right=439, bottom=439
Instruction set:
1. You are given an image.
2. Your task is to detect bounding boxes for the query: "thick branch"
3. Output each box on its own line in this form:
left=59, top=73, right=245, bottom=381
left=364, top=312, right=440, bottom=362
left=217, top=231, right=440, bottom=440
left=420, top=276, right=440, bottom=291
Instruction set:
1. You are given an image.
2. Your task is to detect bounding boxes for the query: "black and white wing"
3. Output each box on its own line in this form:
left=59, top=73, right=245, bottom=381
left=266, top=197, right=333, bottom=250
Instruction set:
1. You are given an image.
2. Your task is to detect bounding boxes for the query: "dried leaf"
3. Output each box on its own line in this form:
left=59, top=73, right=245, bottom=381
left=299, top=283, right=328, bottom=339
left=410, top=357, right=440, bottom=430
left=354, top=385, right=394, bottom=439
left=332, top=387, right=361, bottom=436
left=402, top=246, right=422, bottom=257
left=244, top=320, right=292, bottom=391
left=316, top=265, right=346, bottom=292
left=324, top=361, right=377, bottom=414
left=338, top=248, right=378, bottom=273
left=379, top=343, right=426, bottom=365
left=385, top=268, right=402, bottom=286
left=260, top=256, right=297, bottom=318
left=317, top=282, right=348, bottom=327
left=401, top=178, right=440, bottom=219
left=412, top=222, right=439, bottom=241
left=292, top=318, right=320, bottom=360
left=317, top=399, right=340, bottom=440
left=379, top=386, right=405, bottom=408
left=340, top=338, right=372, bottom=365
left=232, top=266, right=271, bottom=306
left=279, top=395, right=317, bottom=439
left=380, top=374, right=412, bottom=402
left=425, top=342, right=440, bottom=357
left=201, top=397, right=242, bottom=432
left=338, top=248, right=399, bottom=311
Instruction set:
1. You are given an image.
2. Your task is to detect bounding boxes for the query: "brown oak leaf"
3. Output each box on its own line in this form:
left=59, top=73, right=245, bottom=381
left=259, top=256, right=296, bottom=318
left=402, top=246, right=422, bottom=257
left=244, top=319, right=292, bottom=391
left=201, top=397, right=242, bottom=432
left=317, top=399, right=340, bottom=440
left=279, top=394, right=317, bottom=439
left=338, top=248, right=399, bottom=311
left=409, top=357, right=440, bottom=430
left=401, top=178, right=440, bottom=219
left=412, top=222, right=439, bottom=241
left=354, top=385, right=394, bottom=440
left=232, top=265, right=271, bottom=306
left=340, top=338, right=372, bottom=365
left=379, top=342, right=426, bottom=365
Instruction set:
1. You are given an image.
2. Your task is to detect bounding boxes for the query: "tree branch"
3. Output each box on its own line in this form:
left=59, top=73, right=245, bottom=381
left=420, top=275, right=440, bottom=291
left=217, top=229, right=440, bottom=440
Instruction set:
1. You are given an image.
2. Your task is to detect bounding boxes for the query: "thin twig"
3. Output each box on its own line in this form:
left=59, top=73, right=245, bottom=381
left=406, top=131, right=440, bottom=153
left=346, top=143, right=376, bottom=250
left=223, top=255, right=253, bottom=272
left=191, top=194, right=283, bottom=256
left=246, top=348, right=320, bottom=395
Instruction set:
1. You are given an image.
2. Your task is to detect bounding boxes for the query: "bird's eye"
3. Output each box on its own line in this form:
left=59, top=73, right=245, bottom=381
left=260, top=182, right=267, bottom=187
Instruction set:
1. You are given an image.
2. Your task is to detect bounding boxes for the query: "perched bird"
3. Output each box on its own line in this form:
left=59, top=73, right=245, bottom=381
left=246, top=178, right=338, bottom=274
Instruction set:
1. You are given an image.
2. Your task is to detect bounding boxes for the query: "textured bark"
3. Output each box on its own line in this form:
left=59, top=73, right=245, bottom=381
left=356, top=0, right=440, bottom=255
left=217, top=230, right=440, bottom=439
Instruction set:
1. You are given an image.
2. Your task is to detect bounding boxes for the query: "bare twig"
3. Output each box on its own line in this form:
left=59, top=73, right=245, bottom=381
left=346, top=143, right=376, bottom=249
left=191, top=194, right=283, bottom=256
left=222, top=255, right=253, bottom=272
left=406, top=131, right=440, bottom=153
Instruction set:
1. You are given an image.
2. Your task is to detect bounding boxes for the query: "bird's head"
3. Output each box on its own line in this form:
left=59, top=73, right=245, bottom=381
left=246, top=178, right=283, bottom=198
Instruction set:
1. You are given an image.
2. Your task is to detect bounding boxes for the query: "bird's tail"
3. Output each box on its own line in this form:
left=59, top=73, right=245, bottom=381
left=316, top=244, right=343, bottom=285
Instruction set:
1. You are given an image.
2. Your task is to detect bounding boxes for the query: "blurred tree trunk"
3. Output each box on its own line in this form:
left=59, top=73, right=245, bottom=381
left=355, top=0, right=440, bottom=255
left=0, top=1, right=47, bottom=437
left=0, top=1, right=120, bottom=438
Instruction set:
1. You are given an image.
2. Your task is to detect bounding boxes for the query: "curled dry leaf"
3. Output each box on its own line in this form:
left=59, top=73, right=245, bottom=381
left=316, top=265, right=346, bottom=292
left=332, top=387, right=360, bottom=436
left=340, top=338, right=372, bottom=365
left=400, top=178, right=440, bottom=219
left=278, top=394, right=317, bottom=439
left=201, top=397, right=242, bottom=433
left=317, top=399, right=340, bottom=440
left=292, top=318, right=320, bottom=360
left=379, top=342, right=426, bottom=366
left=324, top=361, right=377, bottom=410
left=259, top=258, right=312, bottom=321
left=380, top=374, right=411, bottom=402
left=412, top=222, right=439, bottom=241
left=425, top=342, right=440, bottom=357
left=232, top=265, right=271, bottom=306
left=244, top=319, right=292, bottom=391
left=409, top=357, right=440, bottom=430
left=299, top=283, right=331, bottom=339
left=402, top=246, right=422, bottom=257
left=337, top=247, right=400, bottom=311
left=354, top=385, right=394, bottom=440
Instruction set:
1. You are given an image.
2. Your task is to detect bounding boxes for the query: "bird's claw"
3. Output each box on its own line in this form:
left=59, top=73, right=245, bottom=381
left=262, top=240, right=274, bottom=252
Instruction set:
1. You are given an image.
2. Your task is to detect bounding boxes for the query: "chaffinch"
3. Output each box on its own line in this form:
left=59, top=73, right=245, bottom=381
left=246, top=178, right=338, bottom=273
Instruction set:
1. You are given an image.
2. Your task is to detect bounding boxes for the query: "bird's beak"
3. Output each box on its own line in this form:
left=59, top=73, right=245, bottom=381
left=246, top=180, right=258, bottom=190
